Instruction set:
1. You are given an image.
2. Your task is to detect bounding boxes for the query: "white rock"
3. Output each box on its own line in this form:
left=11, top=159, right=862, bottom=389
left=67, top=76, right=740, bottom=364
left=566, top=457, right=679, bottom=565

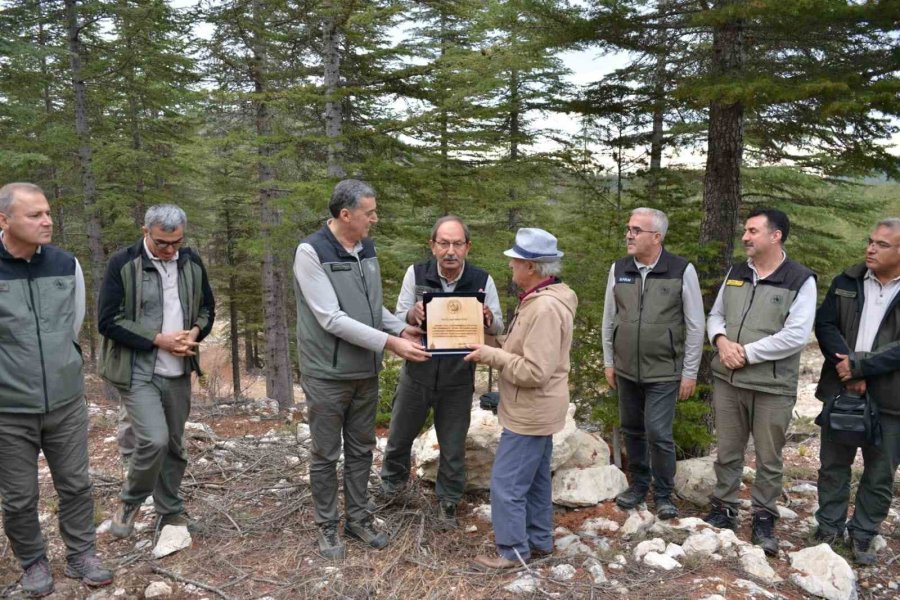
left=152, top=525, right=192, bottom=558
left=643, top=551, right=681, bottom=570
left=669, top=517, right=707, bottom=531
left=621, top=509, right=655, bottom=538
left=555, top=534, right=581, bottom=550
left=700, top=596, right=726, bottom=600
left=777, top=505, right=799, bottom=520
left=103, top=436, right=116, bottom=443
left=682, top=529, right=720, bottom=557
left=674, top=457, right=717, bottom=507
left=550, top=564, right=577, bottom=581
left=790, top=482, right=818, bottom=494
left=113, top=589, right=126, bottom=597
left=144, top=581, right=173, bottom=598
left=184, top=422, right=214, bottom=438
left=552, top=465, right=628, bottom=507
left=472, top=504, right=491, bottom=523
left=742, top=466, right=756, bottom=482
left=503, top=574, right=537, bottom=594
left=554, top=526, right=572, bottom=536
left=739, top=498, right=752, bottom=509
left=634, top=538, right=666, bottom=561
left=563, top=542, right=594, bottom=557
left=871, top=535, right=887, bottom=553
left=579, top=517, right=619, bottom=536
left=665, top=543, right=686, bottom=560
left=586, top=561, right=607, bottom=584
left=734, top=579, right=776, bottom=598
left=464, top=525, right=478, bottom=533
left=414, top=402, right=581, bottom=490
left=614, top=554, right=627, bottom=565
left=96, top=519, right=112, bottom=534
left=296, top=423, right=311, bottom=445
left=134, top=539, right=152, bottom=550
left=555, top=429, right=610, bottom=470
left=716, top=528, right=743, bottom=553
left=739, top=546, right=782, bottom=582
left=789, top=544, right=857, bottom=600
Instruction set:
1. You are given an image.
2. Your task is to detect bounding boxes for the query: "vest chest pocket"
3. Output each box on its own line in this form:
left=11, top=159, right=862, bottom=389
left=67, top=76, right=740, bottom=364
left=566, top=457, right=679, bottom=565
left=35, top=277, right=76, bottom=332
left=746, top=290, right=790, bottom=334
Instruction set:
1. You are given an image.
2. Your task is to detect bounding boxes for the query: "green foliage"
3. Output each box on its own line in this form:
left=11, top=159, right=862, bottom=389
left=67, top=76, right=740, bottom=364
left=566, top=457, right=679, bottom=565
left=376, top=359, right=401, bottom=428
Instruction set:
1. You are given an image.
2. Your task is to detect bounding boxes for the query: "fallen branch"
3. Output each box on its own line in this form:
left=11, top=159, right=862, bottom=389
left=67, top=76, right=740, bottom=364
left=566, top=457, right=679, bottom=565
left=151, top=565, right=235, bottom=600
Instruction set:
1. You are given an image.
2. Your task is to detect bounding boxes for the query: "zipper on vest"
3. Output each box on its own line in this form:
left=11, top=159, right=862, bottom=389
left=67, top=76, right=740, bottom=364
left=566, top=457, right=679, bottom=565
left=731, top=282, right=757, bottom=384
left=637, top=282, right=645, bottom=381
left=26, top=265, right=50, bottom=412
left=332, top=338, right=340, bottom=368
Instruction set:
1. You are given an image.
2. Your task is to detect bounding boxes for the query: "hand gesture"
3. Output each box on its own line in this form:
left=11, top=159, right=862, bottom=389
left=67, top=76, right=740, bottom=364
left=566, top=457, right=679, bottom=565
left=716, top=337, right=746, bottom=370
left=835, top=353, right=853, bottom=382
left=408, top=301, right=425, bottom=326
left=604, top=367, right=617, bottom=390
left=386, top=335, right=431, bottom=362
left=678, top=377, right=697, bottom=401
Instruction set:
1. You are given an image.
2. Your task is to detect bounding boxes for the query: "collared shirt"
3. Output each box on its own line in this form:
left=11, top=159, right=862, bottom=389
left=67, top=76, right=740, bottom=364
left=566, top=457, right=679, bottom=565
left=855, top=269, right=900, bottom=352
left=293, top=229, right=407, bottom=353
left=144, top=238, right=185, bottom=377
left=395, top=262, right=504, bottom=335
left=707, top=251, right=817, bottom=364
left=601, top=252, right=705, bottom=379
left=0, top=231, right=85, bottom=337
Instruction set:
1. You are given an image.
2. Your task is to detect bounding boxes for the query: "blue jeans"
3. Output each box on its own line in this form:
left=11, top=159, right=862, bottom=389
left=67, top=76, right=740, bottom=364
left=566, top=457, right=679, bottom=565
left=490, top=429, right=553, bottom=561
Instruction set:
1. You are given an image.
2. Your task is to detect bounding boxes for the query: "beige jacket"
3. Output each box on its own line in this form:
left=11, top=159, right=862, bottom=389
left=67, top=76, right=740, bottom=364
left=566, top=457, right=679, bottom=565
left=478, top=282, right=578, bottom=436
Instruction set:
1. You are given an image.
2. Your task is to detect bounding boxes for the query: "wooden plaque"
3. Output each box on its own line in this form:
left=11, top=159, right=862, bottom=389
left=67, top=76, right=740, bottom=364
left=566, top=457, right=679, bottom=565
left=423, top=292, right=485, bottom=355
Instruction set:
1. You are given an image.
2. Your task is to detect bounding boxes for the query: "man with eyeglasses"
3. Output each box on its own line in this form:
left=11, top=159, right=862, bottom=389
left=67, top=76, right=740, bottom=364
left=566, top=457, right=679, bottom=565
left=378, top=215, right=503, bottom=528
left=705, top=208, right=815, bottom=556
left=813, top=218, right=900, bottom=565
left=98, top=204, right=215, bottom=540
left=602, top=208, right=704, bottom=520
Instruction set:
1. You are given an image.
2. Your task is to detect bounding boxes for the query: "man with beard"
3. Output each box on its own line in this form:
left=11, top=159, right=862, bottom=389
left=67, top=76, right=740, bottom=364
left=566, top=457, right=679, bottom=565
left=704, top=209, right=816, bottom=556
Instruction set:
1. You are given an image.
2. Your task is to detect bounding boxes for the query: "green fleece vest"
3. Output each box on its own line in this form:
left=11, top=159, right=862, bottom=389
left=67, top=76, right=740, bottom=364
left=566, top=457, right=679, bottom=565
left=0, top=244, right=84, bottom=414
left=711, top=259, right=815, bottom=396
left=611, top=249, right=689, bottom=383
left=295, top=226, right=386, bottom=380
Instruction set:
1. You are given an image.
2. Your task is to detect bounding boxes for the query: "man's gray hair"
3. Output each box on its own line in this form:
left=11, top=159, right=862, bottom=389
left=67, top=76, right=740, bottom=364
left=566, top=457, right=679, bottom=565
left=876, top=217, right=900, bottom=232
left=0, top=182, right=45, bottom=214
left=533, top=259, right=562, bottom=278
left=144, top=204, right=187, bottom=232
left=631, top=207, right=668, bottom=240
left=431, top=215, right=470, bottom=242
left=329, top=179, right=376, bottom=218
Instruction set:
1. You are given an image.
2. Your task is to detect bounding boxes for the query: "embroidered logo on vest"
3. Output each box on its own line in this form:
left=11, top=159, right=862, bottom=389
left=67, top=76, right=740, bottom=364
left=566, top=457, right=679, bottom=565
left=617, top=276, right=635, bottom=284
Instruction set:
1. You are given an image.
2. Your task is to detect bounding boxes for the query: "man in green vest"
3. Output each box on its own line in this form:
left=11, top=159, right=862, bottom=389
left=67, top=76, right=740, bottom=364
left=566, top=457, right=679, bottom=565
left=602, top=208, right=705, bottom=520
left=0, top=182, right=113, bottom=597
left=293, top=179, right=431, bottom=559
left=99, top=205, right=215, bottom=540
left=705, top=208, right=816, bottom=556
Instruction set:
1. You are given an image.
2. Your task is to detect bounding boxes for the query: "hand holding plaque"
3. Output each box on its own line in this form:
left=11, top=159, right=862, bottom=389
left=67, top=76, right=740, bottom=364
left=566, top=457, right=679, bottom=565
left=423, top=292, right=486, bottom=355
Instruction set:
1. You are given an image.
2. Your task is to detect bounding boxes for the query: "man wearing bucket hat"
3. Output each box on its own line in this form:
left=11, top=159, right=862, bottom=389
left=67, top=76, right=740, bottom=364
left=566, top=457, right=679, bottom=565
left=464, top=228, right=578, bottom=570
left=602, top=208, right=705, bottom=520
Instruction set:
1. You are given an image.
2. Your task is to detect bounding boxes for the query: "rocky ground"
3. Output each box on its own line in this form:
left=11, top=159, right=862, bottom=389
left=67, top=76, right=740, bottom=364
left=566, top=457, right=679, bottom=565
left=0, top=341, right=896, bottom=599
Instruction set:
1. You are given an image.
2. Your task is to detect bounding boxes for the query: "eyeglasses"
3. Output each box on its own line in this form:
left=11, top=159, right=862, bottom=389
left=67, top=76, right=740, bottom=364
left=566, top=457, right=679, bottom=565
left=433, top=240, right=468, bottom=250
left=625, top=227, right=658, bottom=236
left=151, top=237, right=183, bottom=250
left=867, top=238, right=898, bottom=250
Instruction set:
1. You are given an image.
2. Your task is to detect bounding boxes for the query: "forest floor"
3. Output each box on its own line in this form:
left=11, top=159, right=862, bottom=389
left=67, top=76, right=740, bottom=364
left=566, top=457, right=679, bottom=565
left=0, top=336, right=897, bottom=600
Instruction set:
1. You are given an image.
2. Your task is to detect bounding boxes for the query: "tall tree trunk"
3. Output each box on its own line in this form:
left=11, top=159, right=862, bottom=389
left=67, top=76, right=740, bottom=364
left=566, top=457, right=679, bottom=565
left=505, top=67, right=521, bottom=323
left=244, top=323, right=255, bottom=372
left=699, top=4, right=745, bottom=307
left=65, top=0, right=105, bottom=364
left=250, top=3, right=294, bottom=411
left=38, top=16, right=65, bottom=246
left=223, top=208, right=242, bottom=400
left=647, top=0, right=669, bottom=203
left=438, top=7, right=449, bottom=211
left=697, top=2, right=745, bottom=432
left=322, top=7, right=345, bottom=178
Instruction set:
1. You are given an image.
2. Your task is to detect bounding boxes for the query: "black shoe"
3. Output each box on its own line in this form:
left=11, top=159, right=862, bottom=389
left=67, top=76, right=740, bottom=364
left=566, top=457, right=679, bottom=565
left=157, top=511, right=203, bottom=535
left=371, top=481, right=403, bottom=506
left=615, top=486, right=648, bottom=509
left=345, top=517, right=389, bottom=550
left=751, top=512, right=779, bottom=557
left=110, top=502, right=141, bottom=539
left=64, top=553, right=113, bottom=587
left=850, top=536, right=876, bottom=566
left=655, top=496, right=678, bottom=520
left=812, top=527, right=844, bottom=546
left=436, top=501, right=459, bottom=530
left=21, top=557, right=53, bottom=598
left=703, top=499, right=738, bottom=531
left=317, top=521, right=346, bottom=559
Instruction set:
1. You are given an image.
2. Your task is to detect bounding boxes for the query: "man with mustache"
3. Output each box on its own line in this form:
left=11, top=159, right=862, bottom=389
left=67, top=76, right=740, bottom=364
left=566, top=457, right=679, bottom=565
left=378, top=216, right=503, bottom=528
left=813, top=218, right=900, bottom=565
left=602, top=208, right=705, bottom=520
left=705, top=208, right=816, bottom=556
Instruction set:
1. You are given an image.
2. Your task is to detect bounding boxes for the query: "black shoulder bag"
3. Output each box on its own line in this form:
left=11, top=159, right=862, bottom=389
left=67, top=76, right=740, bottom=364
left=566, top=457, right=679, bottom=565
left=815, top=389, right=882, bottom=448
